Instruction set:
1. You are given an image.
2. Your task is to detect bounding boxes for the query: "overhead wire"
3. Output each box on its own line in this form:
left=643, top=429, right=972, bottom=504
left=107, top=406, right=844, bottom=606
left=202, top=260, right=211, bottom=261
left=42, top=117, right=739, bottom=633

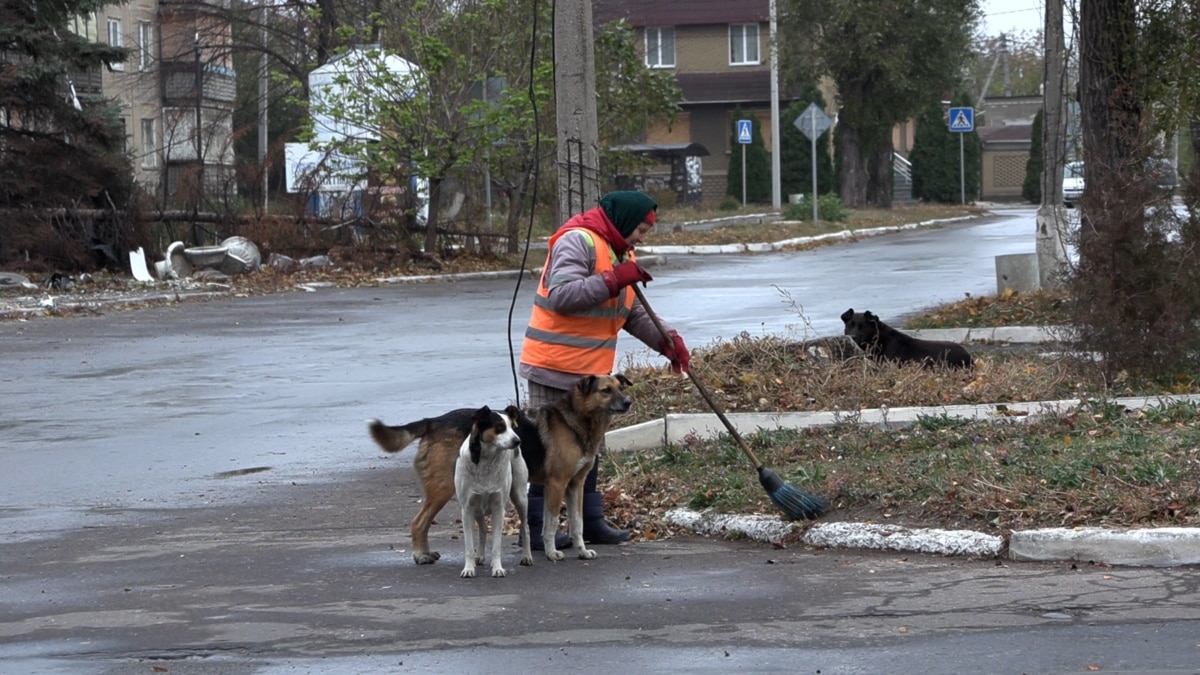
left=505, top=0, right=549, bottom=406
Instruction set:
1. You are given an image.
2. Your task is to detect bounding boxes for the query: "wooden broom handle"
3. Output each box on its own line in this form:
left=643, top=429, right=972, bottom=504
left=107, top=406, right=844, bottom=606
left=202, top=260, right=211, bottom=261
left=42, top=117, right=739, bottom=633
left=631, top=285, right=765, bottom=470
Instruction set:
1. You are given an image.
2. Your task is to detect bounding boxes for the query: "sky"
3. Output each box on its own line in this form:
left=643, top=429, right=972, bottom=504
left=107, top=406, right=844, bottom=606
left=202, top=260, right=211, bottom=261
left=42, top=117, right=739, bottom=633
left=979, top=0, right=1045, bottom=37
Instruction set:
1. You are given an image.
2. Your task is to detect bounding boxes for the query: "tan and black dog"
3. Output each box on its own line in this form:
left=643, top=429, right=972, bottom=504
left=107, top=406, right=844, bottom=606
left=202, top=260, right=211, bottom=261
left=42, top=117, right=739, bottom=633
left=366, top=373, right=633, bottom=565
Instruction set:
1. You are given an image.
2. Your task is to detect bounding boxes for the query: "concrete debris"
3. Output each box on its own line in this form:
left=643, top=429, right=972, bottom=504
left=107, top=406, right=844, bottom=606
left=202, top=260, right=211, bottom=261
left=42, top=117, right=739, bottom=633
left=0, top=272, right=38, bottom=289
left=151, top=236, right=262, bottom=280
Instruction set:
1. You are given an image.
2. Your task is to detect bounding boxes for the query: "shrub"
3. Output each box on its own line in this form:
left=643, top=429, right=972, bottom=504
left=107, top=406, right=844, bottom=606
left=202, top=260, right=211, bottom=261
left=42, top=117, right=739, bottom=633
left=783, top=194, right=847, bottom=222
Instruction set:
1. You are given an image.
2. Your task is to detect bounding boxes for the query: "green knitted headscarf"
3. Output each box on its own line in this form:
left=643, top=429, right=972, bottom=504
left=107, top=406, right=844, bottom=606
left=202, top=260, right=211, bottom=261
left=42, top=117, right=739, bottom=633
left=599, top=191, right=658, bottom=237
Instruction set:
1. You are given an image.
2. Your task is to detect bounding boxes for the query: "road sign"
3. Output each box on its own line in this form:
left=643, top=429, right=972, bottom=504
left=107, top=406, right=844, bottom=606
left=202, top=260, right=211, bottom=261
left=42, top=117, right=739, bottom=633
left=794, top=102, right=832, bottom=141
left=737, top=119, right=753, bottom=144
left=948, top=107, right=974, bottom=133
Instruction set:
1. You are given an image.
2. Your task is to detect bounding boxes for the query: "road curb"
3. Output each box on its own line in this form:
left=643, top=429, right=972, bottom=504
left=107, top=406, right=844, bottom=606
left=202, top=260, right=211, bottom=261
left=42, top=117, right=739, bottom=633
left=664, top=508, right=1200, bottom=567
left=617, top=396, right=1200, bottom=567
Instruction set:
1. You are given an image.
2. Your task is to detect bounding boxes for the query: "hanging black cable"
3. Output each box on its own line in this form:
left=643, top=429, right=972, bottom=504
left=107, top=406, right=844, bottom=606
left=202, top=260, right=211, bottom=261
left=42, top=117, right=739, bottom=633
left=505, top=0, right=550, bottom=406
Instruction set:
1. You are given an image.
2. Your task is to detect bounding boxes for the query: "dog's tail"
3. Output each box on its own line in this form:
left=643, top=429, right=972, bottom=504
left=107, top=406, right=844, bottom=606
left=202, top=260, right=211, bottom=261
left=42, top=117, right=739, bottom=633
left=366, top=418, right=426, bottom=453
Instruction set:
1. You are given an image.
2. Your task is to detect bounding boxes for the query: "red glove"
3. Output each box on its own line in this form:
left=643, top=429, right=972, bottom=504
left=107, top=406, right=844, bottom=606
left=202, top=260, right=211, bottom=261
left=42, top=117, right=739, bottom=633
left=658, top=330, right=690, bottom=374
left=601, top=260, right=653, bottom=297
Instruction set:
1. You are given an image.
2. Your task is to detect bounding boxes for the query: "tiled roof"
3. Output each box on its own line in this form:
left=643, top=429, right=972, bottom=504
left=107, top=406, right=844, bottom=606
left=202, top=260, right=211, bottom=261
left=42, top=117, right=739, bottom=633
left=594, top=0, right=768, bottom=26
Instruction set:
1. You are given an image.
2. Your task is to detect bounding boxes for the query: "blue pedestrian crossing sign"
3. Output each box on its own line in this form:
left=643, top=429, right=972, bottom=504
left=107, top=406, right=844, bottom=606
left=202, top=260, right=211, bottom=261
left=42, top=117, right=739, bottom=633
left=948, top=107, right=974, bottom=133
left=737, top=119, right=753, bottom=144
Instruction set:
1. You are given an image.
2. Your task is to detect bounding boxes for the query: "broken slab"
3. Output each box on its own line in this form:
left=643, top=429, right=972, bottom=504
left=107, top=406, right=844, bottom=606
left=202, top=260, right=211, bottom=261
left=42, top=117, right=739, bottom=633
left=153, top=237, right=262, bottom=279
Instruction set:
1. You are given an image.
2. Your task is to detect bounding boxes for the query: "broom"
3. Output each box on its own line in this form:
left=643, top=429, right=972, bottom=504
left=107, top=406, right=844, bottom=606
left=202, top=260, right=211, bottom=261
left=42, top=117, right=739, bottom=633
left=632, top=285, right=829, bottom=520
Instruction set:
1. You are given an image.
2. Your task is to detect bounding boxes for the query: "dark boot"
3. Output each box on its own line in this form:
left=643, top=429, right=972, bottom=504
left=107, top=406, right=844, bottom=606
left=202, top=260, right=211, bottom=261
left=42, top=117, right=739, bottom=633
left=525, top=483, right=570, bottom=551
left=581, top=461, right=631, bottom=545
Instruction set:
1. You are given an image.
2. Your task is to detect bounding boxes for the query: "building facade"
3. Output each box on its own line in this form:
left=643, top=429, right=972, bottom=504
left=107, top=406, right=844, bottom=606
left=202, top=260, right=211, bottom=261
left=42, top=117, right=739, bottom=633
left=595, top=0, right=826, bottom=203
left=69, top=0, right=236, bottom=204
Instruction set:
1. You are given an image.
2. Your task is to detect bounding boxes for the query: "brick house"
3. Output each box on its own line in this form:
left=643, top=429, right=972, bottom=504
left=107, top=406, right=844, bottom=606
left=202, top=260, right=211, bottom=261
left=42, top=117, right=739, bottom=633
left=594, top=0, right=824, bottom=204
left=976, top=95, right=1041, bottom=202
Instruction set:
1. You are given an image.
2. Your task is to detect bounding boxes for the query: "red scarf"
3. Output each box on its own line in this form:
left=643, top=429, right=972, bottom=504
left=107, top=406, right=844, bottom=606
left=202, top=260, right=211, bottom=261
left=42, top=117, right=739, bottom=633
left=558, top=207, right=631, bottom=258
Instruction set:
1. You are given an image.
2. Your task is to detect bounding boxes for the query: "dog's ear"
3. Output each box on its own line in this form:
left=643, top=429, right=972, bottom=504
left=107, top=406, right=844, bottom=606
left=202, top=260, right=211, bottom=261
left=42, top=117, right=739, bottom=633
left=615, top=373, right=633, bottom=388
left=472, top=405, right=492, bottom=425
left=576, top=374, right=599, bottom=394
left=841, top=308, right=854, bottom=323
left=468, top=406, right=491, bottom=464
left=865, top=311, right=877, bottom=323
left=504, top=404, right=521, bottom=427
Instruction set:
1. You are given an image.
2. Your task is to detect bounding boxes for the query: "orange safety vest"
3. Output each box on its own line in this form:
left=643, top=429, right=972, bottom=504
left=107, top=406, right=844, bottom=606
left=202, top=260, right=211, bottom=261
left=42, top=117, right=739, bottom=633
left=522, top=228, right=636, bottom=375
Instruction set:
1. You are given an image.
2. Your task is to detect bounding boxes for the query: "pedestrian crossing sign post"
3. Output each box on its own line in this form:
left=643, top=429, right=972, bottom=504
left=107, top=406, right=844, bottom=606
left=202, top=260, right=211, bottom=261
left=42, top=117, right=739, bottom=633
left=947, top=107, right=974, bottom=205
left=736, top=119, right=753, bottom=204
left=948, top=107, right=974, bottom=133
left=737, top=120, right=753, bottom=144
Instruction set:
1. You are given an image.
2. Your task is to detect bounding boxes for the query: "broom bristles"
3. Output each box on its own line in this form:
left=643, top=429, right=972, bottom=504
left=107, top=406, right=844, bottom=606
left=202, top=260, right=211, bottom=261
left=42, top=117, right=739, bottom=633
left=758, top=467, right=828, bottom=520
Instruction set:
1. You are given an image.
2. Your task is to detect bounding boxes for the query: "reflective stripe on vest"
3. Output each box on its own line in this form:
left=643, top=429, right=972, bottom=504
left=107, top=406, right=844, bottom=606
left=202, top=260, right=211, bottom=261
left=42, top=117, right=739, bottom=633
left=521, top=227, right=636, bottom=375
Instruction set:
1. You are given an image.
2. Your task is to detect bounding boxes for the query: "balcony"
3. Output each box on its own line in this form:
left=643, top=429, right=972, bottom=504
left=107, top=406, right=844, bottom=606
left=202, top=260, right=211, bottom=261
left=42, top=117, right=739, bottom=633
left=160, top=61, right=237, bottom=105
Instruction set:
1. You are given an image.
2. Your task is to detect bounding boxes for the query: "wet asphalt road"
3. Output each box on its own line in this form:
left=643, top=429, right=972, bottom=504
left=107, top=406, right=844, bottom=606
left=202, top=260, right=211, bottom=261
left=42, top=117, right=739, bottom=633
left=4, top=207, right=1200, bottom=673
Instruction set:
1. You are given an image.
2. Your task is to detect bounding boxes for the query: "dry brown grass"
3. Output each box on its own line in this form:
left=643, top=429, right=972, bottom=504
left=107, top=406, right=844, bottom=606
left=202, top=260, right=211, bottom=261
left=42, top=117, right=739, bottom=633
left=600, top=306, right=1200, bottom=542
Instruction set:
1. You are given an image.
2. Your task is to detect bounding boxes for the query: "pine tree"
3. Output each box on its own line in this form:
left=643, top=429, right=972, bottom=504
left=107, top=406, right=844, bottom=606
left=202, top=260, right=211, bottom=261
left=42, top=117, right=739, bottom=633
left=726, top=106, right=771, bottom=203
left=1022, top=108, right=1044, bottom=204
left=780, top=85, right=835, bottom=198
left=0, top=0, right=132, bottom=209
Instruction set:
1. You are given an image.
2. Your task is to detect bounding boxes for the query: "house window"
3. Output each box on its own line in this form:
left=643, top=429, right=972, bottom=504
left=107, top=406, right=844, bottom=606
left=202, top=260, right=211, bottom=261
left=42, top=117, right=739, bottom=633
left=69, top=12, right=99, bottom=41
left=138, top=22, right=154, bottom=71
left=107, top=18, right=125, bottom=70
left=645, top=26, right=675, bottom=68
left=729, top=23, right=760, bottom=65
left=141, top=118, right=158, bottom=168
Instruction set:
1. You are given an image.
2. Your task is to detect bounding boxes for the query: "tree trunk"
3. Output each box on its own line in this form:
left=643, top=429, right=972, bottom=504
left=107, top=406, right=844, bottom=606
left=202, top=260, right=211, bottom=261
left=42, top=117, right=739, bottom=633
left=1078, top=0, right=1141, bottom=259
left=423, top=177, right=442, bottom=253
left=1188, top=114, right=1200, bottom=205
left=866, top=140, right=894, bottom=209
left=315, top=0, right=339, bottom=66
left=837, top=124, right=867, bottom=208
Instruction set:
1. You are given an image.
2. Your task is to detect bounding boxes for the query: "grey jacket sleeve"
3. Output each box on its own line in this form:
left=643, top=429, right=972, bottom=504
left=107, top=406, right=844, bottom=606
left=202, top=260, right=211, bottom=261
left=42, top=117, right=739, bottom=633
left=624, top=300, right=675, bottom=352
left=543, top=231, right=676, bottom=354
left=542, top=231, right=612, bottom=312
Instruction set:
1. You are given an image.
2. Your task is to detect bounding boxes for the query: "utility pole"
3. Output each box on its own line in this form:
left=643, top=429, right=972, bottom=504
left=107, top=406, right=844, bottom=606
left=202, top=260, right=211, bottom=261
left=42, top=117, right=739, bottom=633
left=194, top=31, right=204, bottom=245
left=554, top=0, right=601, bottom=221
left=769, top=0, right=781, bottom=212
left=1036, top=0, right=1069, bottom=290
left=258, top=1, right=269, bottom=211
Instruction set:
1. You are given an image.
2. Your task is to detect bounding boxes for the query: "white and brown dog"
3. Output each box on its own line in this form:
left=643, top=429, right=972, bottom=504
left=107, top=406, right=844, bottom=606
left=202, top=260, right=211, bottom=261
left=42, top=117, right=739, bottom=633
left=453, top=405, right=531, bottom=578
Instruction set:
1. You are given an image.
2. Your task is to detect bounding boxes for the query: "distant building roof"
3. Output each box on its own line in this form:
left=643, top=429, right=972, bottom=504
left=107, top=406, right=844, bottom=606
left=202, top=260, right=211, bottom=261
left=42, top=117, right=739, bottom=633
left=610, top=142, right=711, bottom=158
left=675, top=72, right=808, bottom=105
left=978, top=123, right=1033, bottom=147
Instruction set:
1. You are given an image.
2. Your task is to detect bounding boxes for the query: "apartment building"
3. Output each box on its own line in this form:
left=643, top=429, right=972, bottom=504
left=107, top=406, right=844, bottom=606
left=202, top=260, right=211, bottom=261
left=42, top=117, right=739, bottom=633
left=69, top=0, right=236, bottom=203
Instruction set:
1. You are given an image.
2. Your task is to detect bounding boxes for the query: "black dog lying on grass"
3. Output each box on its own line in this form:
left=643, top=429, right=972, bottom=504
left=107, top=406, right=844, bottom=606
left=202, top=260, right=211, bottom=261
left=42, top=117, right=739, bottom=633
left=841, top=308, right=973, bottom=369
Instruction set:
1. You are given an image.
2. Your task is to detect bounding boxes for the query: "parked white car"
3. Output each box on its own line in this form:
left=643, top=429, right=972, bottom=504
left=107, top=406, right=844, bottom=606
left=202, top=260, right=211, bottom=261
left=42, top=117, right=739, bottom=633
left=1063, top=161, right=1085, bottom=207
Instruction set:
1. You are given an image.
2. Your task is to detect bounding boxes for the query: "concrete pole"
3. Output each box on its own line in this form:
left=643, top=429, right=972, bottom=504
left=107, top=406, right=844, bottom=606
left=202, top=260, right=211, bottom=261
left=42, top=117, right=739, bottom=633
left=258, top=0, right=269, bottom=212
left=769, top=0, right=781, bottom=211
left=554, top=0, right=601, bottom=221
left=1035, top=0, right=1070, bottom=290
